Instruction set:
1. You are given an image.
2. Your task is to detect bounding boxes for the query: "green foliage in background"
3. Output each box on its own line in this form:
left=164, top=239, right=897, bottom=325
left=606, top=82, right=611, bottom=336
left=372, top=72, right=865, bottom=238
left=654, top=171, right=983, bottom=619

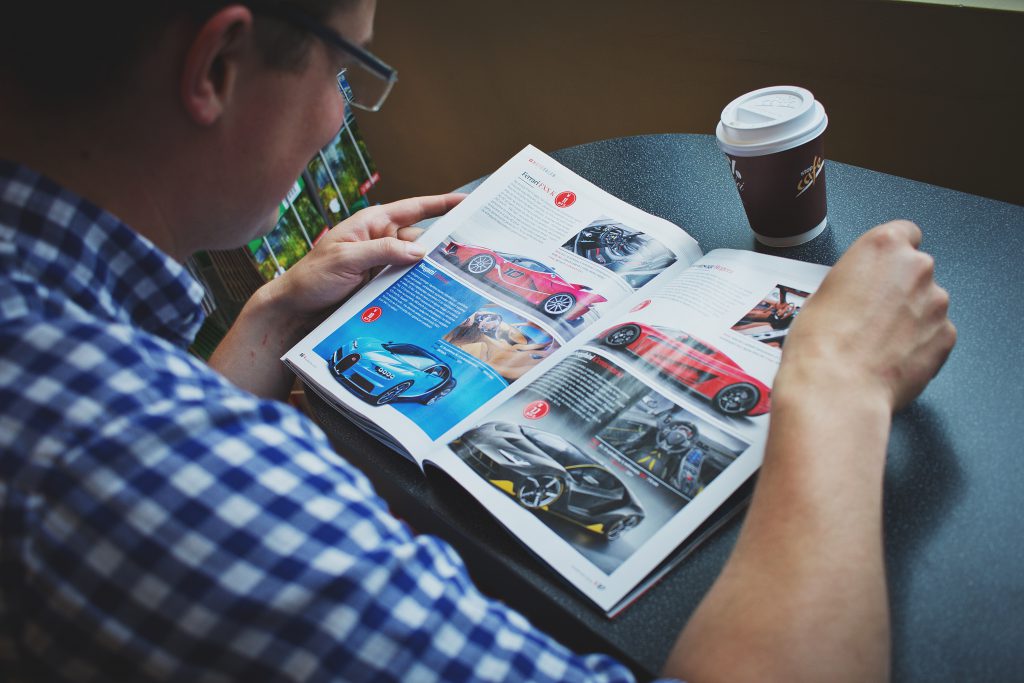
left=308, top=155, right=348, bottom=224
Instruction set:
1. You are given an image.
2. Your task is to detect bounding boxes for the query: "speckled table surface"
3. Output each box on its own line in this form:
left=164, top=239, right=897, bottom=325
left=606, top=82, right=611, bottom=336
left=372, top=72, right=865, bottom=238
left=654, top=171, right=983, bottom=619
left=309, top=134, right=1024, bottom=682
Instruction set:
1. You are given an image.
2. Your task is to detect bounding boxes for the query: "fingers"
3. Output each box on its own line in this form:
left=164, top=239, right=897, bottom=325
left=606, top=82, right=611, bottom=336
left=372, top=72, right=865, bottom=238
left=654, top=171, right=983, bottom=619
left=869, top=219, right=923, bottom=250
left=397, top=226, right=425, bottom=243
left=927, top=285, right=956, bottom=370
left=333, top=236, right=425, bottom=276
left=376, top=193, right=467, bottom=232
left=937, top=319, right=957, bottom=372
left=330, top=193, right=467, bottom=242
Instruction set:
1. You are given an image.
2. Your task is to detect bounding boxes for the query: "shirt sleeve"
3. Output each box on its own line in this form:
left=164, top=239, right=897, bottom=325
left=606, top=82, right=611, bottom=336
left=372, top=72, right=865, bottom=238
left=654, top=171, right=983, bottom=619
left=14, top=380, right=672, bottom=682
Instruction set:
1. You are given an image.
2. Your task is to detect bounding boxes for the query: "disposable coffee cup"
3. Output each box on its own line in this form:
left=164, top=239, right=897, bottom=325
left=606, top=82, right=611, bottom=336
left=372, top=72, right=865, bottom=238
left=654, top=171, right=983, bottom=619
left=716, top=86, right=828, bottom=247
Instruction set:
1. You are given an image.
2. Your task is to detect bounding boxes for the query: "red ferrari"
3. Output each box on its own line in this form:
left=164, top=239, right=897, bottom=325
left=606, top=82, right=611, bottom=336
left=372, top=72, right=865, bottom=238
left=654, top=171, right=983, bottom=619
left=442, top=241, right=606, bottom=320
left=600, top=322, right=771, bottom=416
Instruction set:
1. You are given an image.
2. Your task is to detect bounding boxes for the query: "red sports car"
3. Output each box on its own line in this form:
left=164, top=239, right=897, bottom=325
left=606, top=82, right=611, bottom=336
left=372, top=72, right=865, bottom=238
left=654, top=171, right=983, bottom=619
left=442, top=241, right=606, bottom=320
left=600, top=322, right=771, bottom=416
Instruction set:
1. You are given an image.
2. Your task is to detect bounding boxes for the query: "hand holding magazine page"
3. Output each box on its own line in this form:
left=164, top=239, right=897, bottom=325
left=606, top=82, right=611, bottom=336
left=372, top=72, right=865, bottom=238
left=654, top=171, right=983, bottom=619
left=283, top=145, right=830, bottom=614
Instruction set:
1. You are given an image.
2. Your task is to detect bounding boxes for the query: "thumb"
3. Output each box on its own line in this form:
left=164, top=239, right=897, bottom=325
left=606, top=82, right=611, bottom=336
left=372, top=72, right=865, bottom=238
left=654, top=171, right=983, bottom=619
left=342, top=236, right=426, bottom=275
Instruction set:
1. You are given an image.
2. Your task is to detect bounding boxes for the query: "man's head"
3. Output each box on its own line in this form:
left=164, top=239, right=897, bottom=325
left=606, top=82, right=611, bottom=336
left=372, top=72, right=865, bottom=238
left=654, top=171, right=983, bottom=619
left=0, top=0, right=378, bottom=259
left=0, top=1, right=362, bottom=108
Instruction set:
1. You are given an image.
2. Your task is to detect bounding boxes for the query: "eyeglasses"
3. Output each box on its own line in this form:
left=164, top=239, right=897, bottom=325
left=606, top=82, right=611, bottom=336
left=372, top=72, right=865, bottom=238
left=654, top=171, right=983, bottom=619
left=244, top=1, right=398, bottom=112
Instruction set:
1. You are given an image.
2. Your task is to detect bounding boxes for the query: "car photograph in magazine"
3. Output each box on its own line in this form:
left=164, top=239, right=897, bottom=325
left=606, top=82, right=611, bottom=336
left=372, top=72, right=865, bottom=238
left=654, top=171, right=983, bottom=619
left=448, top=349, right=750, bottom=575
left=730, top=283, right=811, bottom=349
left=282, top=145, right=831, bottom=614
left=311, top=261, right=519, bottom=439
left=562, top=218, right=678, bottom=289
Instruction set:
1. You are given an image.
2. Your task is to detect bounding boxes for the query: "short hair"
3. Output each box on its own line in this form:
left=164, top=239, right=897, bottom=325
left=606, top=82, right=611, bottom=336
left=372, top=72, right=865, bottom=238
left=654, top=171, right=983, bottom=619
left=0, top=1, right=345, bottom=107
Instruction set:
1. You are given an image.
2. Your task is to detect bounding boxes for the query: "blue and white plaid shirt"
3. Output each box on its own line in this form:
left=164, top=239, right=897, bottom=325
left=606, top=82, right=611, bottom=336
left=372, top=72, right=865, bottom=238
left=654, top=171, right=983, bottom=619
left=0, top=162, right=657, bottom=682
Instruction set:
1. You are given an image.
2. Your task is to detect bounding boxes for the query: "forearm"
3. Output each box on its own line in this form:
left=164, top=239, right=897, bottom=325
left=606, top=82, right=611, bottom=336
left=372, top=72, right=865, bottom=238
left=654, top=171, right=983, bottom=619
left=208, top=283, right=316, bottom=401
left=662, top=221, right=954, bottom=682
left=664, top=373, right=892, bottom=682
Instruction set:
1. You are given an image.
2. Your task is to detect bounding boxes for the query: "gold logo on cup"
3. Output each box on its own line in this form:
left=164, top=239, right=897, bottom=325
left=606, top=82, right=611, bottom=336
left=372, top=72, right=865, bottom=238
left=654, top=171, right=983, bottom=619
left=796, top=156, right=824, bottom=198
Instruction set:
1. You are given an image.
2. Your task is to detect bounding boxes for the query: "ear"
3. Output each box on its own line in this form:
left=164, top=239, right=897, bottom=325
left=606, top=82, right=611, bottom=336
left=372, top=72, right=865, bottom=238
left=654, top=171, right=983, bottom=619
left=180, top=5, right=255, bottom=126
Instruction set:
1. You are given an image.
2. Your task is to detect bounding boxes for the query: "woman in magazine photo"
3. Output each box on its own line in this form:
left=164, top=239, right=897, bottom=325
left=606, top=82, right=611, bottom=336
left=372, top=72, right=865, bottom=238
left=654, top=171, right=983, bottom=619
left=0, top=1, right=955, bottom=682
left=443, top=308, right=557, bottom=381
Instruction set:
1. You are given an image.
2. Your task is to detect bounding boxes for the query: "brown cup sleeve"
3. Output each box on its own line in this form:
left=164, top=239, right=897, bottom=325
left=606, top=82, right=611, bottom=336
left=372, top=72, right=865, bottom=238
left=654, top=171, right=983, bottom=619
left=726, top=136, right=827, bottom=240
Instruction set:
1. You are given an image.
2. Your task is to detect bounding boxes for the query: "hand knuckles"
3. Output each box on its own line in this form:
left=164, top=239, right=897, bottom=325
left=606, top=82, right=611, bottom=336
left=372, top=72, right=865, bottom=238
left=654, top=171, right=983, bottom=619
left=944, top=321, right=958, bottom=349
left=867, top=220, right=920, bottom=252
left=382, top=237, right=403, bottom=258
left=893, top=218, right=921, bottom=236
left=329, top=243, right=353, bottom=262
left=868, top=224, right=903, bottom=252
left=865, top=225, right=895, bottom=247
left=914, top=251, right=935, bottom=277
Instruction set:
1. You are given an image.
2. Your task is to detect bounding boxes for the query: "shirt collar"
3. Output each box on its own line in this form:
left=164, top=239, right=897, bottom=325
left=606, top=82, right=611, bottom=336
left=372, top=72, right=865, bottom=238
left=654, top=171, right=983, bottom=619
left=0, top=160, right=207, bottom=347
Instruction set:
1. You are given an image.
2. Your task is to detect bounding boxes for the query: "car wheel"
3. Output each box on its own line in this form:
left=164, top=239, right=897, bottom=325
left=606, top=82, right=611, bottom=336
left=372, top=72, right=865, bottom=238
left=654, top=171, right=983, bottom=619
left=599, top=227, right=626, bottom=246
left=603, top=324, right=641, bottom=347
left=465, top=254, right=496, bottom=276
left=517, top=475, right=564, bottom=509
left=540, top=292, right=577, bottom=317
left=604, top=515, right=641, bottom=541
left=375, top=380, right=414, bottom=406
left=713, top=382, right=760, bottom=416
left=424, top=378, right=457, bottom=405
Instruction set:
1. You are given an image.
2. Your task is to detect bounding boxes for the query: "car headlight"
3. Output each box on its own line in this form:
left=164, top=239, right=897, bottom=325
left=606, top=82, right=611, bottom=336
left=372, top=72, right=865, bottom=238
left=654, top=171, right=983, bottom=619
left=496, top=449, right=531, bottom=467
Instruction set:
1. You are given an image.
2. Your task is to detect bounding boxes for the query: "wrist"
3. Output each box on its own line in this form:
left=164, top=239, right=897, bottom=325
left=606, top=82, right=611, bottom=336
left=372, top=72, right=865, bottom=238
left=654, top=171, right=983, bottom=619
left=249, top=278, right=319, bottom=343
left=762, top=361, right=894, bottom=514
left=771, top=354, right=894, bottom=461
left=775, top=331, right=897, bottom=414
left=208, top=280, right=310, bottom=401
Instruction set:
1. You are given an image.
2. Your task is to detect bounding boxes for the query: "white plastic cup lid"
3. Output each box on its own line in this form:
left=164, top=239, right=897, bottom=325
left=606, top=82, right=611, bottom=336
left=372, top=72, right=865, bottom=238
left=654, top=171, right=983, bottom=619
left=716, top=86, right=827, bottom=157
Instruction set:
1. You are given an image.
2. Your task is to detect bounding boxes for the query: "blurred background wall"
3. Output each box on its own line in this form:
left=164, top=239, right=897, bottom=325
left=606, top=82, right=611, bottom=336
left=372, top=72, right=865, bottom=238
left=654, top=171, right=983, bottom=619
left=358, top=0, right=1022, bottom=206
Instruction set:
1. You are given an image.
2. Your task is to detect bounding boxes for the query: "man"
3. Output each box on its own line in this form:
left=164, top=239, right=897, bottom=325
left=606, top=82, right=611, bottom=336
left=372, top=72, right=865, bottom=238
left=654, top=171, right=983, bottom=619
left=0, top=1, right=955, bottom=681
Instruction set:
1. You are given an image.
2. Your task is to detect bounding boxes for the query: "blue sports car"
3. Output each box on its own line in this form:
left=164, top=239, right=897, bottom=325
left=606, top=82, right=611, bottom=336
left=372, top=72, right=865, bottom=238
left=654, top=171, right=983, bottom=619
left=329, top=338, right=457, bottom=406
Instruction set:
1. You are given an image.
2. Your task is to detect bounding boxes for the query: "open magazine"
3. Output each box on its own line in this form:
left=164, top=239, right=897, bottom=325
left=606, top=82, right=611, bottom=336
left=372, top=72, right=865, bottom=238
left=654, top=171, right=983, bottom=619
left=283, top=145, right=830, bottom=615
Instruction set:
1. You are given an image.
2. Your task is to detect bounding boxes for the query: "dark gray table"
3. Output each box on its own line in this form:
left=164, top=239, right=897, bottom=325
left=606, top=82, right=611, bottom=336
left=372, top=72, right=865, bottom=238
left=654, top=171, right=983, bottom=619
left=309, top=134, right=1024, bottom=682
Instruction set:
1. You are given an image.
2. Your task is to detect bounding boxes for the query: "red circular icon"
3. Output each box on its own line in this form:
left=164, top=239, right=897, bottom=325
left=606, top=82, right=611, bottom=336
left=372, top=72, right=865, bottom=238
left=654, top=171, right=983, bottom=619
left=523, top=400, right=550, bottom=420
left=554, top=191, right=576, bottom=208
left=360, top=306, right=382, bottom=323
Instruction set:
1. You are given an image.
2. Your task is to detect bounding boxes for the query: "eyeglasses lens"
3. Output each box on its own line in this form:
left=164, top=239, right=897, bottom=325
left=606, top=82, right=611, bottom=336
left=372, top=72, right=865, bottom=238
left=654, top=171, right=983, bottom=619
left=338, top=61, right=394, bottom=112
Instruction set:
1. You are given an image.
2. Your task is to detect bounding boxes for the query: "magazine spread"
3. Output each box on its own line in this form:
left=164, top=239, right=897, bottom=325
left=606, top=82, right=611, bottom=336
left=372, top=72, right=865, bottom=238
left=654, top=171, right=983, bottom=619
left=283, top=145, right=830, bottom=614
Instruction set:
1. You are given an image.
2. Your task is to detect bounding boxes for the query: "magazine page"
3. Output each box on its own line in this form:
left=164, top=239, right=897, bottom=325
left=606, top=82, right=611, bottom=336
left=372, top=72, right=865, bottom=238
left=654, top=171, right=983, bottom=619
left=424, top=249, right=831, bottom=612
left=282, top=145, right=702, bottom=460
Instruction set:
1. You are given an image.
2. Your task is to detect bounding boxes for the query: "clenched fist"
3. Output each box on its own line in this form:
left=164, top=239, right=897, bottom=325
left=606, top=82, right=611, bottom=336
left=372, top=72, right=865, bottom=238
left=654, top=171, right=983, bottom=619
left=778, top=220, right=956, bottom=412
